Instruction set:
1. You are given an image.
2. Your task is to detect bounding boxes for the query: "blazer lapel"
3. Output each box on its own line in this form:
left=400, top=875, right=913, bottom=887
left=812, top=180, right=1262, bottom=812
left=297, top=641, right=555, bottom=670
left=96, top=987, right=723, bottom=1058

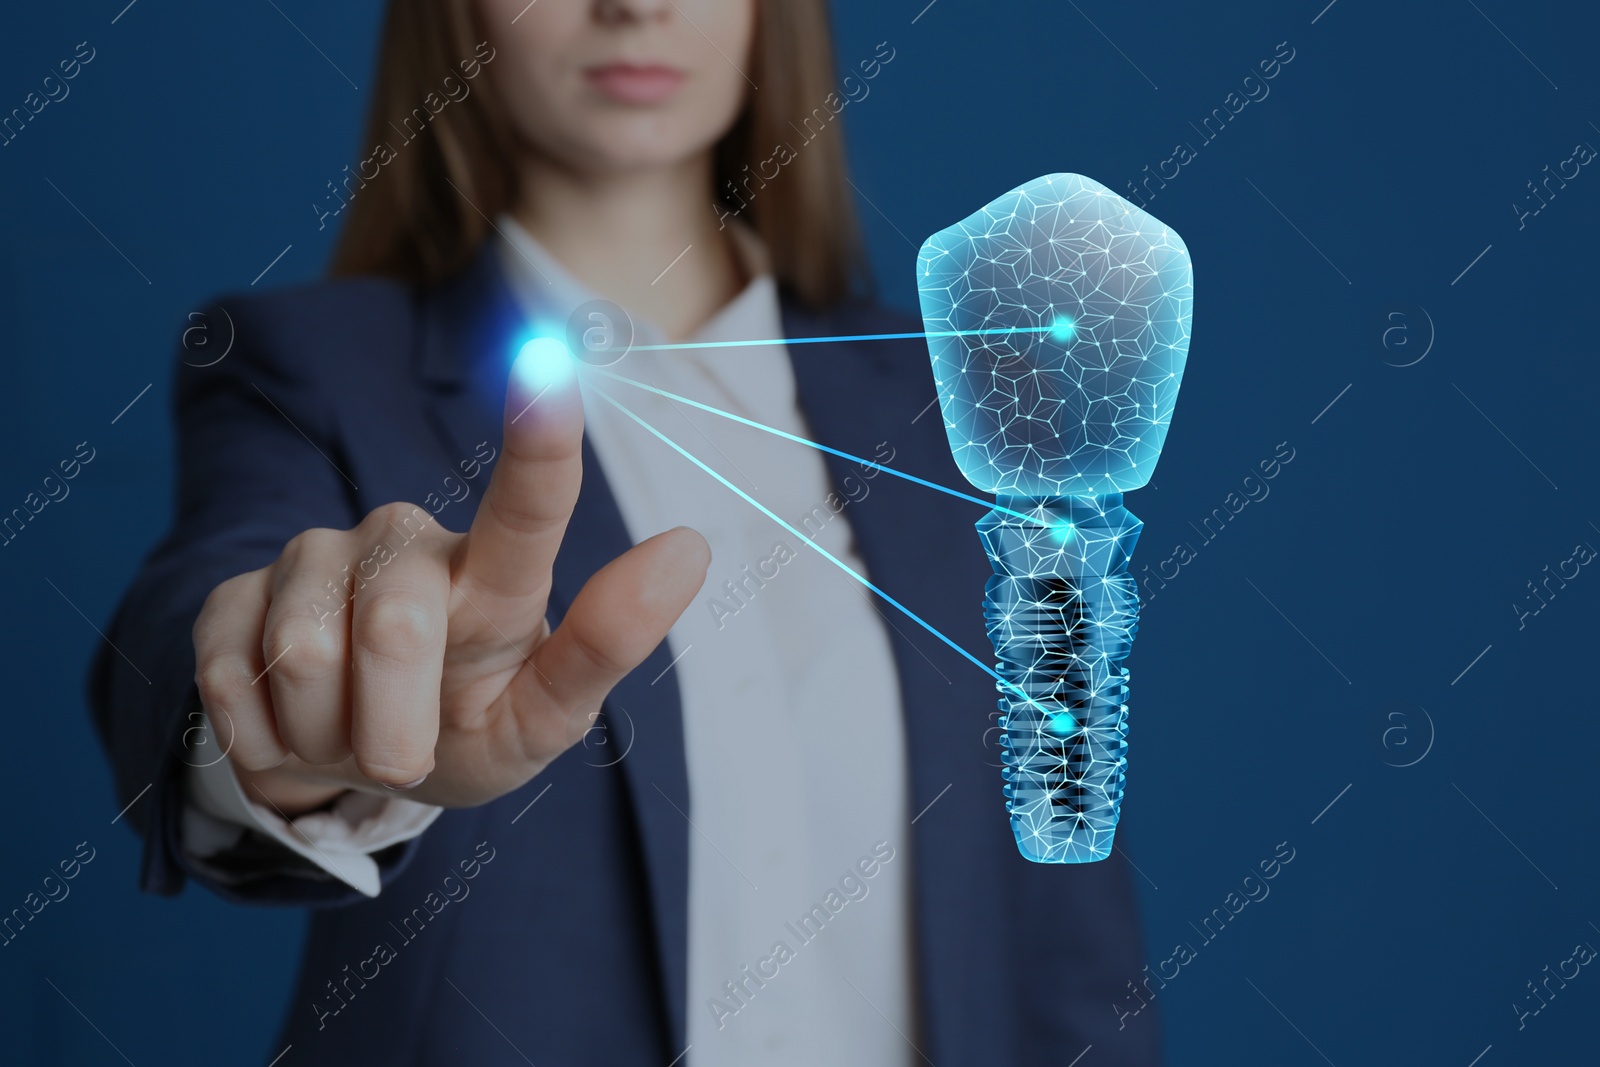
left=414, top=248, right=692, bottom=1053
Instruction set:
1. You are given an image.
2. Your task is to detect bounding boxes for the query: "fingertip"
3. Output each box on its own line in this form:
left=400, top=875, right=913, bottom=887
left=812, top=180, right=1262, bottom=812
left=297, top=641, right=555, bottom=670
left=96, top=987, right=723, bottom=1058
left=660, top=525, right=712, bottom=577
left=510, top=337, right=580, bottom=401
left=610, top=527, right=711, bottom=618
left=503, top=342, right=584, bottom=448
left=356, top=755, right=437, bottom=791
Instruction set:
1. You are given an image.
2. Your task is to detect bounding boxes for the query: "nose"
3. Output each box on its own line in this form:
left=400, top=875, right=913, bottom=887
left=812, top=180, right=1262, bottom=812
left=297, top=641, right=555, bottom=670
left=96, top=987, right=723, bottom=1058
left=594, top=0, right=674, bottom=23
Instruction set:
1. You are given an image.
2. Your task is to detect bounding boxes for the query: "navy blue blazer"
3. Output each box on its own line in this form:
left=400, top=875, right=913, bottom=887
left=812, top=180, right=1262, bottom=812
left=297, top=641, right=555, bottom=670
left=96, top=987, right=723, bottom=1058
left=90, top=245, right=1161, bottom=1065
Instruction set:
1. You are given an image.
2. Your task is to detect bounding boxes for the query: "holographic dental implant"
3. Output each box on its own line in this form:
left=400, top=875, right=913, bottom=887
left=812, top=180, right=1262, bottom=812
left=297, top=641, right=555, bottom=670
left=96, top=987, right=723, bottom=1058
left=917, top=173, right=1194, bottom=863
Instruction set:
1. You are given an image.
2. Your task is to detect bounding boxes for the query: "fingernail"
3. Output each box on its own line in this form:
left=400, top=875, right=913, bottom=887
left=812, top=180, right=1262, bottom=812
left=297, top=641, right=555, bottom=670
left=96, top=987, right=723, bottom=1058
left=382, top=775, right=428, bottom=792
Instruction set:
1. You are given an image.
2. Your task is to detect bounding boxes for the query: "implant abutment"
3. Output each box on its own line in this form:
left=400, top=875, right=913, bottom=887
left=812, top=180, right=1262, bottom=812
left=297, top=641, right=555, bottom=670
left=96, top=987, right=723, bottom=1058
left=978, top=498, right=1142, bottom=863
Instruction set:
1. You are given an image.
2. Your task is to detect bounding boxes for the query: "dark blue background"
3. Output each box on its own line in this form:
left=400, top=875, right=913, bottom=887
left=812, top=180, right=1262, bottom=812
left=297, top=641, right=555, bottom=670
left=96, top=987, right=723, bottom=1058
left=3, top=1, right=1595, bottom=1063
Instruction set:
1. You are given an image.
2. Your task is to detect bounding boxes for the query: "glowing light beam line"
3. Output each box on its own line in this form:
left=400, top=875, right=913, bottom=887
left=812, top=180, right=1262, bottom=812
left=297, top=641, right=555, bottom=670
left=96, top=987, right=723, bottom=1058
left=591, top=386, right=1073, bottom=729
left=623, top=324, right=1060, bottom=353
left=589, top=366, right=1047, bottom=527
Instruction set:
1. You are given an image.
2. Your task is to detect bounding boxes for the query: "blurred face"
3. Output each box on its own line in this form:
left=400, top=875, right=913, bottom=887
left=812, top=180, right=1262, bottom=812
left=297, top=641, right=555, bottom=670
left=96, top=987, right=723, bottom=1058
left=475, top=0, right=756, bottom=175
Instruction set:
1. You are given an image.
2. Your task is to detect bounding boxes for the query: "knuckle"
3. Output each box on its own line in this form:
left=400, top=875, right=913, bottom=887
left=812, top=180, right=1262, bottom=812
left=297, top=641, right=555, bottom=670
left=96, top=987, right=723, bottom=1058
left=367, top=501, right=433, bottom=539
left=194, top=570, right=260, bottom=642
left=266, top=617, right=345, bottom=684
left=569, top=616, right=638, bottom=677
left=281, top=526, right=342, bottom=563
left=204, top=569, right=255, bottom=605
left=194, top=656, right=249, bottom=715
left=356, top=594, right=442, bottom=660
left=484, top=493, right=557, bottom=537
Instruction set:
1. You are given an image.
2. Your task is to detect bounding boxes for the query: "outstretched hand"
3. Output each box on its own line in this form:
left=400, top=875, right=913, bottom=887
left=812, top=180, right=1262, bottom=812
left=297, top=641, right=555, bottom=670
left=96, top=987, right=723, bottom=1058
left=192, top=352, right=709, bottom=814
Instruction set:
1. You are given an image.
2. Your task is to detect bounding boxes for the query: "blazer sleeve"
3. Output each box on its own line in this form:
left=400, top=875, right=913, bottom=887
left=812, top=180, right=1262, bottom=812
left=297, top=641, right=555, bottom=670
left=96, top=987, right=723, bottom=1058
left=87, top=291, right=425, bottom=907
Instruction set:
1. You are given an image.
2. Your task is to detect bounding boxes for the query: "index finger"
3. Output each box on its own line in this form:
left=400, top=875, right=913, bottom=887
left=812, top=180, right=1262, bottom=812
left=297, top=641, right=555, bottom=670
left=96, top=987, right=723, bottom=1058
left=454, top=341, right=584, bottom=601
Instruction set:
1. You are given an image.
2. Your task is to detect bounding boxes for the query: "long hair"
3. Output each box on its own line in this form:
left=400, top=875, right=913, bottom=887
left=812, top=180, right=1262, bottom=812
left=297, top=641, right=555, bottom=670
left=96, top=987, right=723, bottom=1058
left=330, top=0, right=864, bottom=308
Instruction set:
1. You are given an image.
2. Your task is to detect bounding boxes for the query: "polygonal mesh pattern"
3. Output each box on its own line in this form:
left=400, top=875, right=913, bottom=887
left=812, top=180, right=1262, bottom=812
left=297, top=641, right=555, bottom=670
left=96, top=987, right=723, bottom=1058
left=918, top=172, right=1193, bottom=498
left=979, top=500, right=1141, bottom=863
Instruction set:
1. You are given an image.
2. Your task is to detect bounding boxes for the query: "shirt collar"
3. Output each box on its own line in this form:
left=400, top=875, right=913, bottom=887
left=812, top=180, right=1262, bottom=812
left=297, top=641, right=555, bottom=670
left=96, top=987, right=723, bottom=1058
left=493, top=213, right=781, bottom=351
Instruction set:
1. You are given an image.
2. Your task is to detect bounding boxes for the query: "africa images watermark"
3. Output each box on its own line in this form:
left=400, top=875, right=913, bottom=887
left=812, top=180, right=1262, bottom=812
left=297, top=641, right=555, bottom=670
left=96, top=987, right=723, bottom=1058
left=1513, top=934, right=1596, bottom=1031
left=312, top=442, right=498, bottom=629
left=1511, top=135, right=1595, bottom=231
left=0, top=840, right=97, bottom=949
left=707, top=840, right=897, bottom=1031
left=1122, top=40, right=1297, bottom=210
left=1, top=441, right=96, bottom=549
left=1137, top=440, right=1296, bottom=607
left=311, top=840, right=497, bottom=1030
left=0, top=40, right=96, bottom=148
left=713, top=41, right=897, bottom=231
left=313, top=41, right=498, bottom=231
left=703, top=440, right=894, bottom=631
left=1114, top=840, right=1297, bottom=1031
left=1511, top=532, right=1594, bottom=631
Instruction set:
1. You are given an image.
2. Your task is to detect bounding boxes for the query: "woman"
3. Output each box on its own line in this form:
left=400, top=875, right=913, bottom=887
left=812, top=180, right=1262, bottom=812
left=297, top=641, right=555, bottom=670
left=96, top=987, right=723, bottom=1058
left=91, top=1, right=1158, bottom=1063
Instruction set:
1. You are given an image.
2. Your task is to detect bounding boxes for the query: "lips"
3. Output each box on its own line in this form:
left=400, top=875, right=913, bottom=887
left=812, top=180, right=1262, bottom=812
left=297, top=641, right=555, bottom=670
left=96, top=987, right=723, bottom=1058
left=584, top=63, right=686, bottom=105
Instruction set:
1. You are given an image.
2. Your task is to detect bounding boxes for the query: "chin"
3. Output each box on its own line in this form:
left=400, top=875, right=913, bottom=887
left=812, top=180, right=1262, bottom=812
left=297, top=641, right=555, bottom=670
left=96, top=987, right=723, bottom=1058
left=571, top=115, right=721, bottom=173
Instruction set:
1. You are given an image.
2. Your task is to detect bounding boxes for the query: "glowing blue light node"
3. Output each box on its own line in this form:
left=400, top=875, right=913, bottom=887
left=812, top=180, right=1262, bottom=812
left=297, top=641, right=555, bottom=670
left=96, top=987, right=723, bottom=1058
left=515, top=336, right=576, bottom=392
left=1048, top=712, right=1080, bottom=736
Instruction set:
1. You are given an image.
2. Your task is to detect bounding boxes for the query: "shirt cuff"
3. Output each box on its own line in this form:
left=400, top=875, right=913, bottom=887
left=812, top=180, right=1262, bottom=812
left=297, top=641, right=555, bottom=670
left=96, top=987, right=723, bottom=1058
left=181, top=724, right=443, bottom=898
